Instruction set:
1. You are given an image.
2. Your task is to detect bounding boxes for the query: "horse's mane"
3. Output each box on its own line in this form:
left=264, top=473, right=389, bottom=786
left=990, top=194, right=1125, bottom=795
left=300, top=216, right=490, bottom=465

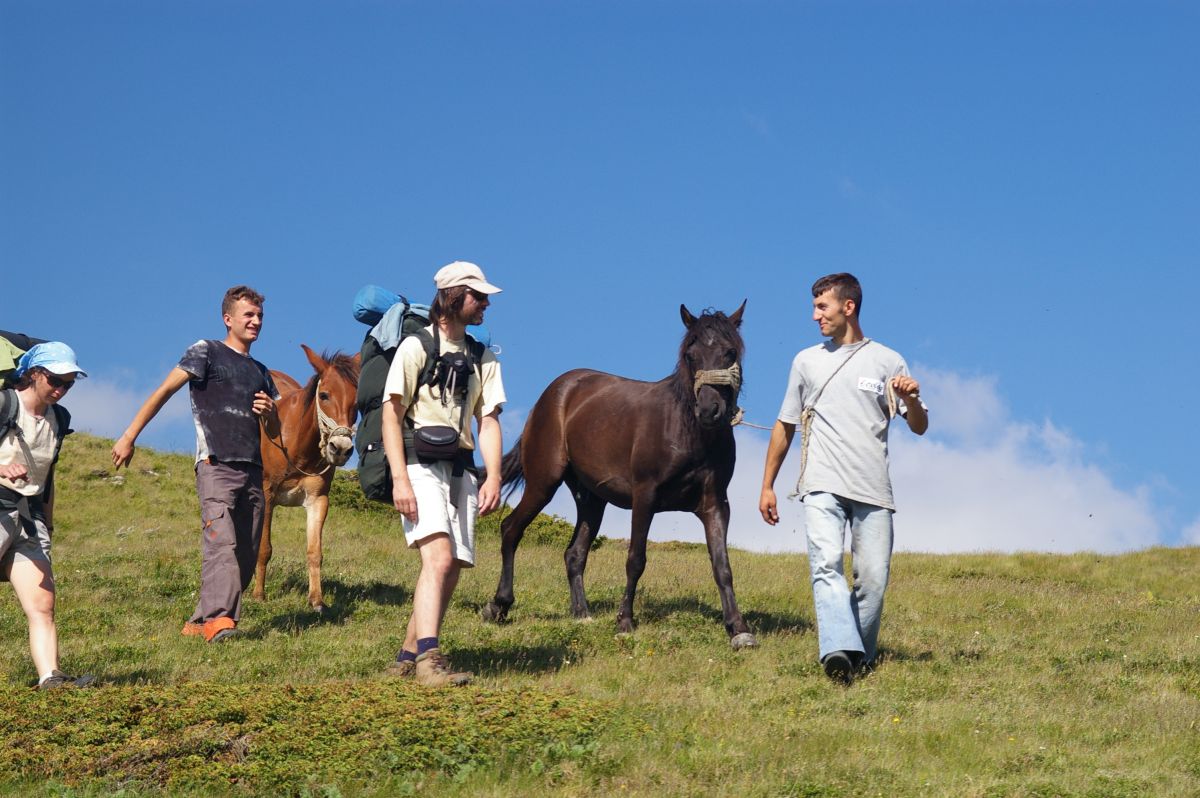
left=302, top=351, right=361, bottom=408
left=670, top=309, right=746, bottom=409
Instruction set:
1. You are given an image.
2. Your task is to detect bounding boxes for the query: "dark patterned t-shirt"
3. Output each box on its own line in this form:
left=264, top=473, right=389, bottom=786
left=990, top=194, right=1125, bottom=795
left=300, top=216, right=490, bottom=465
left=178, top=340, right=280, bottom=466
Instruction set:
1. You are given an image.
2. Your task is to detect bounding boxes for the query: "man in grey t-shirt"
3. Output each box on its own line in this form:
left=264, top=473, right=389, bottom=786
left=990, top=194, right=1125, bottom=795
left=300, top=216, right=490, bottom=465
left=759, top=273, right=928, bottom=685
left=113, top=286, right=280, bottom=643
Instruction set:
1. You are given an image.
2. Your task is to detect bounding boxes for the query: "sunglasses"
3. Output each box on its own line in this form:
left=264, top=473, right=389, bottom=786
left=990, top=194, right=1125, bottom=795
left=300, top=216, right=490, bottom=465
left=467, top=288, right=490, bottom=302
left=44, top=373, right=76, bottom=391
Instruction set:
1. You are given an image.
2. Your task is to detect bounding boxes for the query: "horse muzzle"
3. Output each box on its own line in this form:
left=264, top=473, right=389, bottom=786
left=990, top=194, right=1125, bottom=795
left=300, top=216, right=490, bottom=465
left=693, top=363, right=741, bottom=429
left=325, top=434, right=354, bottom=466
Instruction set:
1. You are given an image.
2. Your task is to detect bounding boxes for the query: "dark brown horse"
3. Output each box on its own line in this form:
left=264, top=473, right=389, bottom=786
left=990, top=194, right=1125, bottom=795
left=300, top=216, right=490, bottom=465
left=256, top=345, right=360, bottom=611
left=481, top=303, right=758, bottom=649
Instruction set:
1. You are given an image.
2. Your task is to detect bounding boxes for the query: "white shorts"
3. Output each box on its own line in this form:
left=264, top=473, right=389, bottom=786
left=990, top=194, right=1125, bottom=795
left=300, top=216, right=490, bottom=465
left=403, top=460, right=478, bottom=566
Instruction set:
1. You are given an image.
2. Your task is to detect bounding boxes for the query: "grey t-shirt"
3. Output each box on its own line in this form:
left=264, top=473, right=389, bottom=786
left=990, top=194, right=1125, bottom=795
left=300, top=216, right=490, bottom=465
left=178, top=339, right=280, bottom=466
left=778, top=339, right=920, bottom=510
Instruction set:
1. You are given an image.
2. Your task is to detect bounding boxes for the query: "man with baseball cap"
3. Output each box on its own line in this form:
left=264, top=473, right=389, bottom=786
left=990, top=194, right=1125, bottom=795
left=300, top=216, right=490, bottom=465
left=381, top=261, right=506, bottom=686
left=1, top=342, right=95, bottom=688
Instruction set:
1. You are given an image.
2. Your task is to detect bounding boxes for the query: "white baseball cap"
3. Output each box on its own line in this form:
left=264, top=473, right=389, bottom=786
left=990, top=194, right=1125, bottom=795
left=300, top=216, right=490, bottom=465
left=433, top=261, right=502, bottom=294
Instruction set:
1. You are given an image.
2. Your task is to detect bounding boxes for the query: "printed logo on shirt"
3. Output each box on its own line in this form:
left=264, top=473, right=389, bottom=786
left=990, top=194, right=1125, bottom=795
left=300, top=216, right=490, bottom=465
left=857, top=377, right=885, bottom=395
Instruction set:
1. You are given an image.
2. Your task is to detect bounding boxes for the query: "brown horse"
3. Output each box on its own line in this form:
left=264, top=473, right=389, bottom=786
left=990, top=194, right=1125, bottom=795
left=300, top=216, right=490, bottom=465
left=256, top=345, right=360, bottom=612
left=482, top=303, right=758, bottom=649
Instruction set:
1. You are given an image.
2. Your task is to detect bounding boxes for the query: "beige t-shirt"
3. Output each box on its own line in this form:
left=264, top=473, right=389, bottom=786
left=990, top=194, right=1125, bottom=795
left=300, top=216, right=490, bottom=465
left=382, top=326, right=505, bottom=454
left=0, top=395, right=59, bottom=497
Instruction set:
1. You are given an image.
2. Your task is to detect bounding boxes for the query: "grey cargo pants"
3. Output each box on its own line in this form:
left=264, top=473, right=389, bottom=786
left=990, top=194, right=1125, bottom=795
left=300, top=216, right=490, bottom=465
left=189, top=459, right=264, bottom=624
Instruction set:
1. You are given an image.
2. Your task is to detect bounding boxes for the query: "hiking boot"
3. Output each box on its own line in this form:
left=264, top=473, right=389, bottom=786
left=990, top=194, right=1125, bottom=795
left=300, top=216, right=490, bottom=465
left=203, top=617, right=239, bottom=643
left=823, top=650, right=855, bottom=685
left=415, top=648, right=472, bottom=687
left=181, top=621, right=204, bottom=637
left=384, top=658, right=416, bottom=678
left=38, top=670, right=97, bottom=690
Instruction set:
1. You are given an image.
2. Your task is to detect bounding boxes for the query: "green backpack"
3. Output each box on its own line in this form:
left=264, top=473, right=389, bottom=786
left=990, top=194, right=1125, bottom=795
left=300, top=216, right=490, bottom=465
left=354, top=301, right=484, bottom=503
left=0, top=329, right=41, bottom=390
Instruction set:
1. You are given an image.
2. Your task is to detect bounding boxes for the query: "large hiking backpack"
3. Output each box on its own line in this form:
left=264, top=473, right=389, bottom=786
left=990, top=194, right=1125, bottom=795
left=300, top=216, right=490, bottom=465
left=1, top=329, right=44, bottom=390
left=353, top=288, right=486, bottom=503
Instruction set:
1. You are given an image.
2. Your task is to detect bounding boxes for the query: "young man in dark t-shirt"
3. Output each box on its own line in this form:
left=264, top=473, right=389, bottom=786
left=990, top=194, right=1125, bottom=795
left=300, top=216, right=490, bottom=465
left=113, top=286, right=280, bottom=642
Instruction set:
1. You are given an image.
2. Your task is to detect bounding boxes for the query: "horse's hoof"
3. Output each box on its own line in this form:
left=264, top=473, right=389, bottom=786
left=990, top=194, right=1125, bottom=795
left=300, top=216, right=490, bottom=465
left=574, top=615, right=595, bottom=624
left=312, top=603, right=327, bottom=615
left=615, top=618, right=635, bottom=635
left=730, top=632, right=759, bottom=650
left=480, top=602, right=508, bottom=623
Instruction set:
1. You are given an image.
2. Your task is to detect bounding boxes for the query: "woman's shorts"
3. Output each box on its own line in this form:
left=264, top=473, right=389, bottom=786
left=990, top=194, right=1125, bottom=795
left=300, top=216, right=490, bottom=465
left=0, top=501, right=52, bottom=580
left=402, top=460, right=478, bottom=567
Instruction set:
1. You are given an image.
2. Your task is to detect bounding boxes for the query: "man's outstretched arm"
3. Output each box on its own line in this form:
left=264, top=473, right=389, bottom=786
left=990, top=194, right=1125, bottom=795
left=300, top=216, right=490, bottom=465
left=112, top=367, right=191, bottom=469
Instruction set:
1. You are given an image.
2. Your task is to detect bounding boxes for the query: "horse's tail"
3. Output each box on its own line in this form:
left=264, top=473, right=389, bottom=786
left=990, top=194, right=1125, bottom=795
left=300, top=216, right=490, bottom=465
left=499, top=437, right=525, bottom=504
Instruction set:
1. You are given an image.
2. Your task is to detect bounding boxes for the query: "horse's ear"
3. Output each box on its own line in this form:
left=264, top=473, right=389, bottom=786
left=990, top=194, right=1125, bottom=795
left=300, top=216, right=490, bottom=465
left=728, top=300, right=746, bottom=328
left=680, top=305, right=697, bottom=328
left=301, top=344, right=326, bottom=373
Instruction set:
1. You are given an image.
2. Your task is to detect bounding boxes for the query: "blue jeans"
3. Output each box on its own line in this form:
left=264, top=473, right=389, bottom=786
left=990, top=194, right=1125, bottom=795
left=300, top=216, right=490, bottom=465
left=803, top=491, right=894, bottom=665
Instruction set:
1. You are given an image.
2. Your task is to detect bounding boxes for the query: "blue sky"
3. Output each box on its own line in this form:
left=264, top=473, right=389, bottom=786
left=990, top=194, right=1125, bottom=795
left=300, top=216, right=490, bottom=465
left=3, top=1, right=1197, bottom=553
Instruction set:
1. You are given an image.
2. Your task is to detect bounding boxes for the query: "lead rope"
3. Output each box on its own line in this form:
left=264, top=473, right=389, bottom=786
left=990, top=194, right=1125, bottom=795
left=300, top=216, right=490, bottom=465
left=789, top=340, right=873, bottom=499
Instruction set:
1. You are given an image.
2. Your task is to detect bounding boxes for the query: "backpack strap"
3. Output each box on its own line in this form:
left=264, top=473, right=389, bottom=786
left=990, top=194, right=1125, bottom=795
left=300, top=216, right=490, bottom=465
left=417, top=326, right=439, bottom=388
left=50, top=403, right=72, bottom=465
left=0, top=389, right=18, bottom=439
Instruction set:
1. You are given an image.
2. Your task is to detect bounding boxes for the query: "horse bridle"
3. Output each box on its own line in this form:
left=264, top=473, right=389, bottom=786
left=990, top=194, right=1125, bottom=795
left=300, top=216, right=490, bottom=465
left=262, top=378, right=357, bottom=478
left=692, top=362, right=745, bottom=426
left=314, top=378, right=356, bottom=459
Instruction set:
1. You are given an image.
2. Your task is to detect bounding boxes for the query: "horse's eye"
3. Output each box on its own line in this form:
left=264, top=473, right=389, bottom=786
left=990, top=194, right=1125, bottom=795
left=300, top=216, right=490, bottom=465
left=726, top=349, right=737, bottom=362
left=318, top=392, right=330, bottom=401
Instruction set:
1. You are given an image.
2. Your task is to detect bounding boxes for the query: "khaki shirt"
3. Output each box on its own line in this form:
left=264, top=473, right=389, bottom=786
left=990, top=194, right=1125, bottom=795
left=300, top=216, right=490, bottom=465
left=0, top=396, right=59, bottom=497
left=382, top=326, right=505, bottom=455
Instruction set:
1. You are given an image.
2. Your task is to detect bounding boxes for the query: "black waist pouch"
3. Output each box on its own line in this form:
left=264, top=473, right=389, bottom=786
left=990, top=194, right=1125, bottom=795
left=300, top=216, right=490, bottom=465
left=412, top=425, right=460, bottom=461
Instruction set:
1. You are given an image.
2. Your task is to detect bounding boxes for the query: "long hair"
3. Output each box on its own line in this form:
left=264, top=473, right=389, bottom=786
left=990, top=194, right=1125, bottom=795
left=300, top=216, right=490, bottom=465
left=429, top=286, right=469, bottom=323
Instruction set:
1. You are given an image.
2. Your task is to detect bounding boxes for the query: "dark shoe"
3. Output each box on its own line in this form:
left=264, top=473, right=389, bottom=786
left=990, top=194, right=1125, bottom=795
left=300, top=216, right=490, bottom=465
left=823, top=651, right=855, bottom=685
left=415, top=648, right=472, bottom=687
left=38, top=670, right=97, bottom=690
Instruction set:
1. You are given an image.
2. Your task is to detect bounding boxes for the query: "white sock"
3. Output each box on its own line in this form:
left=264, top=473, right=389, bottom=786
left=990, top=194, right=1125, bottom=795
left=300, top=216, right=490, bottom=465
left=37, top=671, right=57, bottom=685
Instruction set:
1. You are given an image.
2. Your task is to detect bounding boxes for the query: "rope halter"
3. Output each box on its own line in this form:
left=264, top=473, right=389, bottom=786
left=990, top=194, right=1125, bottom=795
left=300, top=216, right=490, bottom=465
left=692, top=362, right=745, bottom=426
left=315, top=378, right=356, bottom=462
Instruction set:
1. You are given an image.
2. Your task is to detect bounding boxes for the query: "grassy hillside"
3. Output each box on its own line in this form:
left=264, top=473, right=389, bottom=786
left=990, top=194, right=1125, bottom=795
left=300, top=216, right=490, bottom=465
left=1, top=434, right=1197, bottom=796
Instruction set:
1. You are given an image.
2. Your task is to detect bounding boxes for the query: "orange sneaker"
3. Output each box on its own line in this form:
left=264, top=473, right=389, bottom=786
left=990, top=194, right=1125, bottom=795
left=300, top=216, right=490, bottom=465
left=181, top=622, right=204, bottom=637
left=203, top=617, right=238, bottom=643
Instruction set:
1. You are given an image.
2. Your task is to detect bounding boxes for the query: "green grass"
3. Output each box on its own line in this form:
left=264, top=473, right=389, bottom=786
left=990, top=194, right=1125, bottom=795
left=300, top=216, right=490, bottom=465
left=2, top=434, right=1198, bottom=796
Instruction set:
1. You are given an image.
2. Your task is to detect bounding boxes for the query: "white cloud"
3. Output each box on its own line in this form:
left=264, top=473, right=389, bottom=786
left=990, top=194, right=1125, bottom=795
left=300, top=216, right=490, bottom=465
left=512, top=366, right=1168, bottom=555
left=67, top=376, right=194, bottom=451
